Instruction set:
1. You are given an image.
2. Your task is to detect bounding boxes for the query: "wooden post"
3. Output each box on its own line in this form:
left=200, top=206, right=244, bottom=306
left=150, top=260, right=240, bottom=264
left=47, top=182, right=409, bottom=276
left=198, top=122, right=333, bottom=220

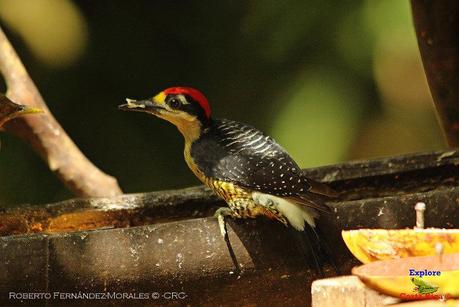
left=411, top=1, right=459, bottom=147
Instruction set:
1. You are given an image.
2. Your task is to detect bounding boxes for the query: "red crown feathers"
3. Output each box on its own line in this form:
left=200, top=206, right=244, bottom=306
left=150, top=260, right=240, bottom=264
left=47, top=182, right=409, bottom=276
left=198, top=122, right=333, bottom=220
left=164, top=87, right=211, bottom=118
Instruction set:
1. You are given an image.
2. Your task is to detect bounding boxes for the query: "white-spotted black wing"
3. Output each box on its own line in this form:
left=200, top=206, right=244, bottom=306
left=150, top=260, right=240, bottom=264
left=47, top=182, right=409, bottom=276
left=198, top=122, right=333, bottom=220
left=191, top=119, right=315, bottom=197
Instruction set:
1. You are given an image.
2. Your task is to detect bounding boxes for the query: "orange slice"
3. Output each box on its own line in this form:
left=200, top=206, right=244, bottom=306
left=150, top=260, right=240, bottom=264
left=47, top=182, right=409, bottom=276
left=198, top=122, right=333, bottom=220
left=352, top=253, right=459, bottom=299
left=342, top=228, right=459, bottom=263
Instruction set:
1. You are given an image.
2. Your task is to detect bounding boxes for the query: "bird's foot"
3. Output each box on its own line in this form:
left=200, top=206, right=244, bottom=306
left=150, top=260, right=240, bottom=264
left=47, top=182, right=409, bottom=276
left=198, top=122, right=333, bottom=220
left=214, top=207, right=233, bottom=238
left=214, top=207, right=242, bottom=275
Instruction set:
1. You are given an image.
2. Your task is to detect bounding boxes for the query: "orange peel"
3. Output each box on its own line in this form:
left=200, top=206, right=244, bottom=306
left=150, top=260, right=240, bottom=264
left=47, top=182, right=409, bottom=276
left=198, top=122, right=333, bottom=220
left=342, top=228, right=459, bottom=263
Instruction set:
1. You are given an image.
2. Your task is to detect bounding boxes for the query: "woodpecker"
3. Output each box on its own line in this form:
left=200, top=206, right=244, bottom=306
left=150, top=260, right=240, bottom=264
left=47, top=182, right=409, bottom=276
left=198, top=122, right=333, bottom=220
left=0, top=94, right=42, bottom=128
left=119, top=87, right=336, bottom=268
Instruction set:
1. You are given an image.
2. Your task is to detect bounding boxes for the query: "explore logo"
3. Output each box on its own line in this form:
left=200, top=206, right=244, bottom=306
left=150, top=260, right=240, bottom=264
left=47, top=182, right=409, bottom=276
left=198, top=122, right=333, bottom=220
left=398, top=269, right=452, bottom=300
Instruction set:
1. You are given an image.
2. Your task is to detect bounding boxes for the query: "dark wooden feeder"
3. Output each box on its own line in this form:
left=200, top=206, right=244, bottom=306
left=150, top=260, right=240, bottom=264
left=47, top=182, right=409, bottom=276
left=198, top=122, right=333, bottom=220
left=1, top=149, right=459, bottom=306
left=2, top=1, right=459, bottom=306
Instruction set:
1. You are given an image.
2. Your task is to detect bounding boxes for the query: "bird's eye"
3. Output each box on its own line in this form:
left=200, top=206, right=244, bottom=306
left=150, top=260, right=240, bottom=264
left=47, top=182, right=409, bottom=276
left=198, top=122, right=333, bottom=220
left=169, top=98, right=180, bottom=109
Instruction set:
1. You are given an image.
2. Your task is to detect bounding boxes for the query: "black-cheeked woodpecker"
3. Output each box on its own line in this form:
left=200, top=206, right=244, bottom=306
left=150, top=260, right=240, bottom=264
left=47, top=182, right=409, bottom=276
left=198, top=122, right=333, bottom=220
left=119, top=87, right=337, bottom=269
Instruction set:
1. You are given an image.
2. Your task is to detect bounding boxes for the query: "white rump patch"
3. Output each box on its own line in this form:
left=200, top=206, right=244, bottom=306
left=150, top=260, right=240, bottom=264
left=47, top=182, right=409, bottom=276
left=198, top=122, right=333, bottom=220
left=252, top=192, right=317, bottom=231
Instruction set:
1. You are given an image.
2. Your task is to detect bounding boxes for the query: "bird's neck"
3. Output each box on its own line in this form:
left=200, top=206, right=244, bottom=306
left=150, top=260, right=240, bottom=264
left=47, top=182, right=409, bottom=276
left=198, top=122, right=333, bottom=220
left=181, top=118, right=212, bottom=184
left=177, top=122, right=201, bottom=144
left=175, top=117, right=211, bottom=145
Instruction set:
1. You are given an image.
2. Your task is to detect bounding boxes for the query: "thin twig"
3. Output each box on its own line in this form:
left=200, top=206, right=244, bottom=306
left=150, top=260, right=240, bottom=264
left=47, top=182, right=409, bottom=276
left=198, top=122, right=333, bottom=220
left=0, top=26, right=122, bottom=197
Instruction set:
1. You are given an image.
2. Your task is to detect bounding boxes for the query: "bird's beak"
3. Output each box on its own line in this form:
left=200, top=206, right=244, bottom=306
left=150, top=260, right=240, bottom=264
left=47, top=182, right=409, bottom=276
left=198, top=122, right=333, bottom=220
left=0, top=94, right=43, bottom=127
left=16, top=105, right=43, bottom=116
left=118, top=98, right=164, bottom=114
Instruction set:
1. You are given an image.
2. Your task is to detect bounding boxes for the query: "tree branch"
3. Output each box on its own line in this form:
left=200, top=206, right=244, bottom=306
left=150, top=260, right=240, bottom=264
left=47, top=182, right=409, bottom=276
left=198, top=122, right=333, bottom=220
left=0, top=26, right=122, bottom=197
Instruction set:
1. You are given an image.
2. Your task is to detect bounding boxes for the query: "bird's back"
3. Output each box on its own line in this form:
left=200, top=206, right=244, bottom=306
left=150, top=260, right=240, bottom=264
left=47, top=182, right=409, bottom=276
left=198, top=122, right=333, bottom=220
left=190, top=119, right=334, bottom=208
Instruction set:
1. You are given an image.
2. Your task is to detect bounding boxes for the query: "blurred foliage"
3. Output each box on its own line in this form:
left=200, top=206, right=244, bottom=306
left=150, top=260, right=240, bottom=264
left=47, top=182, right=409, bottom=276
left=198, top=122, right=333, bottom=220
left=0, top=0, right=445, bottom=206
left=0, top=0, right=87, bottom=67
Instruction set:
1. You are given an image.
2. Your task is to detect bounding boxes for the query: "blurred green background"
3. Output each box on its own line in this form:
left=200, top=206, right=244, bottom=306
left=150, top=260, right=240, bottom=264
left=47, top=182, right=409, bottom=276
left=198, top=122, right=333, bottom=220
left=0, top=0, right=445, bottom=206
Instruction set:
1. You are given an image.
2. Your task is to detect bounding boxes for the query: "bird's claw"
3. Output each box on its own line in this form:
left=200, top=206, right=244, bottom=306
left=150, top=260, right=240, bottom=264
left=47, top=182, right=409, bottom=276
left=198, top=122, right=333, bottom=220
left=218, top=214, right=227, bottom=238
left=214, top=207, right=232, bottom=239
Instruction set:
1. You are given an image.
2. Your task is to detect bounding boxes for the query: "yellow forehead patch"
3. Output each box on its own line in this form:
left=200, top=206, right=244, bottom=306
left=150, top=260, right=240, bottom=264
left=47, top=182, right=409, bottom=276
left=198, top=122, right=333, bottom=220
left=153, top=91, right=166, bottom=104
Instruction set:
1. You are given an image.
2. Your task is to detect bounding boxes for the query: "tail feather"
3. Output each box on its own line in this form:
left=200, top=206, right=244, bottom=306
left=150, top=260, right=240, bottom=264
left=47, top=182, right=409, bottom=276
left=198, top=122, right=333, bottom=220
left=252, top=191, right=338, bottom=274
left=313, top=226, right=340, bottom=274
left=291, top=226, right=324, bottom=275
left=288, top=194, right=332, bottom=214
left=306, top=178, right=338, bottom=198
left=291, top=225, right=339, bottom=276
